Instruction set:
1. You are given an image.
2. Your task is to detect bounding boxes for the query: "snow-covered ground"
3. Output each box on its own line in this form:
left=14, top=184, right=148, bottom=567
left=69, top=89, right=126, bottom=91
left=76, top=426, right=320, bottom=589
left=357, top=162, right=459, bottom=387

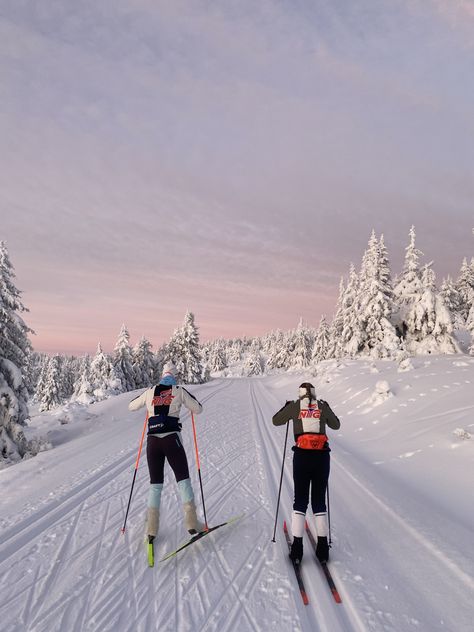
left=0, top=356, right=473, bottom=632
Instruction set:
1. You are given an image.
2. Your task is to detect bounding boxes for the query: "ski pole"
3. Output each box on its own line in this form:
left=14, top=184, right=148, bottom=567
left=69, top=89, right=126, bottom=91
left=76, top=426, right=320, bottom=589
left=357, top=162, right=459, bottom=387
left=191, top=412, right=209, bottom=530
left=327, top=483, right=332, bottom=545
left=272, top=421, right=289, bottom=542
left=121, top=412, right=148, bottom=534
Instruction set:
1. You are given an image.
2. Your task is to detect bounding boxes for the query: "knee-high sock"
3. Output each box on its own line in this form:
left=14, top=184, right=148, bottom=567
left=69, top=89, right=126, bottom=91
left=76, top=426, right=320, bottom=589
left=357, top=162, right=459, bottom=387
left=314, top=512, right=328, bottom=537
left=291, top=510, right=306, bottom=538
left=177, top=478, right=194, bottom=504
left=148, top=483, right=163, bottom=509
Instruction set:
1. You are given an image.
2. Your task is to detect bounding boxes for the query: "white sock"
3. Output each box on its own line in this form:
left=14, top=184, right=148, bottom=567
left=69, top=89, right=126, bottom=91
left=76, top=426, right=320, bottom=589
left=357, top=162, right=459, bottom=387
left=291, top=511, right=306, bottom=538
left=314, top=512, right=328, bottom=537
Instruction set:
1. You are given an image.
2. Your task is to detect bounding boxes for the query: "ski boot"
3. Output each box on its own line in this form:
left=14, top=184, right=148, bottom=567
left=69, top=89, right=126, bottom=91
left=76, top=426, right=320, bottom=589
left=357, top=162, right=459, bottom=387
left=183, top=500, right=205, bottom=534
left=289, top=536, right=303, bottom=564
left=316, top=536, right=329, bottom=563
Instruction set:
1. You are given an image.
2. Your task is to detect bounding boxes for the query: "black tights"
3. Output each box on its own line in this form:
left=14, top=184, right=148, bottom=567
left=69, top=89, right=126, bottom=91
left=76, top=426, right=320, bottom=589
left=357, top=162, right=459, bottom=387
left=146, top=433, right=190, bottom=484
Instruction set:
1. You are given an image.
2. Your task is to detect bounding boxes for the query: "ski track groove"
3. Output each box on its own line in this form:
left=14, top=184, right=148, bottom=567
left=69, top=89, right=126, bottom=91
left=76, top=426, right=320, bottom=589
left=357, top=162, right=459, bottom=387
left=74, top=502, right=111, bottom=632
left=28, top=499, right=86, bottom=629
left=333, top=455, right=474, bottom=591
left=0, top=451, right=136, bottom=566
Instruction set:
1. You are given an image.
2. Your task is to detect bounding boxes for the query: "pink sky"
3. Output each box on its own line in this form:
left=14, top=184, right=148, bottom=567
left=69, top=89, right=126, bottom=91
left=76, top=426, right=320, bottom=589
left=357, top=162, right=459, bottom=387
left=1, top=1, right=473, bottom=355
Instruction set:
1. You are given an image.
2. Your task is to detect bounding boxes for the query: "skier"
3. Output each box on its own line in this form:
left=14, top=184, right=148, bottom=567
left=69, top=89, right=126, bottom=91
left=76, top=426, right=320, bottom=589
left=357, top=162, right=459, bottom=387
left=273, top=382, right=340, bottom=564
left=128, top=361, right=205, bottom=542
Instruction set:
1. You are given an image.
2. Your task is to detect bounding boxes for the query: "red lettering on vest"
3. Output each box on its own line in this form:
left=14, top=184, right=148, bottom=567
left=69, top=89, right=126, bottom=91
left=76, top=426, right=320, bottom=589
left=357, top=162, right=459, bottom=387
left=152, top=390, right=174, bottom=406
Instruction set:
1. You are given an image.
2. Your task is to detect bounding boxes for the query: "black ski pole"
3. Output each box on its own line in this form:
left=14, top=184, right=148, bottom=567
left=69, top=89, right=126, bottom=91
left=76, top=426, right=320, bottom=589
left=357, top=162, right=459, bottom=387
left=191, top=412, right=208, bottom=530
left=272, top=421, right=289, bottom=542
left=327, top=483, right=332, bottom=545
left=121, top=413, right=148, bottom=534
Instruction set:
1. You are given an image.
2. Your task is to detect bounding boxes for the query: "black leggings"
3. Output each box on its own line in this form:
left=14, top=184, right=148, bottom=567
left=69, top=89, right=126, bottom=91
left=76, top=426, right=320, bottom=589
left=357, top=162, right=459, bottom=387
left=292, top=447, right=330, bottom=514
left=146, top=433, right=190, bottom=484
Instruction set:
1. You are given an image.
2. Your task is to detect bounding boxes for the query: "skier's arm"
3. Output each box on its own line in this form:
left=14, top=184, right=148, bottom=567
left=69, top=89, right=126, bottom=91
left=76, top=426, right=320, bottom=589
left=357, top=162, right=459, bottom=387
left=180, top=387, right=203, bottom=415
left=319, top=400, right=340, bottom=430
left=272, top=401, right=298, bottom=426
left=128, top=390, right=148, bottom=412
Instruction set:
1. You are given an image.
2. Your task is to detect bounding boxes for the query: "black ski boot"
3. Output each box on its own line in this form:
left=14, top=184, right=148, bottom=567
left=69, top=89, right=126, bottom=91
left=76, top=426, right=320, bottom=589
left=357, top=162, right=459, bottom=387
left=316, top=536, right=329, bottom=563
left=289, top=536, right=303, bottom=564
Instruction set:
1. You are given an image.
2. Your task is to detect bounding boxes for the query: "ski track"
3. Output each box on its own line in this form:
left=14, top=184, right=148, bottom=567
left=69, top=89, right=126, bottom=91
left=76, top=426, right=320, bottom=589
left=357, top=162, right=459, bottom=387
left=1, top=376, right=472, bottom=631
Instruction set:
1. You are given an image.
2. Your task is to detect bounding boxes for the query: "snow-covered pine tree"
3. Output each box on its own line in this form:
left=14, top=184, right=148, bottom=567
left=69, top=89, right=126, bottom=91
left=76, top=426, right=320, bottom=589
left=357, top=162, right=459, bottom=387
left=325, top=278, right=345, bottom=360
left=455, top=258, right=474, bottom=322
left=39, top=355, right=63, bottom=411
left=467, top=301, right=474, bottom=355
left=0, top=241, right=36, bottom=465
left=172, top=312, right=204, bottom=384
left=132, top=336, right=155, bottom=389
left=290, top=318, right=313, bottom=368
left=266, top=330, right=286, bottom=369
left=112, top=324, right=136, bottom=393
left=440, top=276, right=464, bottom=327
left=357, top=233, right=400, bottom=358
left=312, top=315, right=331, bottom=363
left=339, top=263, right=364, bottom=357
left=393, top=225, right=424, bottom=343
left=92, top=342, right=118, bottom=400
left=208, top=339, right=227, bottom=373
left=227, top=339, right=244, bottom=365
left=244, top=340, right=264, bottom=376
left=60, top=356, right=77, bottom=401
left=73, top=355, right=93, bottom=403
left=403, top=263, right=460, bottom=355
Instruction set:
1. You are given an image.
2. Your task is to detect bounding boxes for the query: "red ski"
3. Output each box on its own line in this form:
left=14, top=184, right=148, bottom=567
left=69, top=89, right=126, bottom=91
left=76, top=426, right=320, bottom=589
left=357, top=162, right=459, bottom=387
left=283, top=521, right=309, bottom=605
left=305, top=521, right=342, bottom=603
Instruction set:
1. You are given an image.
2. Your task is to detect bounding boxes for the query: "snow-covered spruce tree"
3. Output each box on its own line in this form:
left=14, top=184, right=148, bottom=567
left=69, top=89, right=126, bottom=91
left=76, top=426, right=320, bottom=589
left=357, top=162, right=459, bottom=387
left=227, top=339, right=244, bottom=365
left=440, top=276, right=464, bottom=327
left=89, top=343, right=118, bottom=400
left=339, top=263, right=364, bottom=357
left=455, top=258, right=474, bottom=322
left=38, top=355, right=63, bottom=411
left=208, top=339, right=227, bottom=373
left=244, top=341, right=264, bottom=376
left=467, top=301, right=474, bottom=355
left=0, top=241, right=36, bottom=465
left=266, top=330, right=286, bottom=369
left=393, top=225, right=424, bottom=343
left=288, top=319, right=314, bottom=369
left=403, top=264, right=460, bottom=355
left=171, top=311, right=204, bottom=384
left=325, top=278, right=345, bottom=360
left=73, top=355, right=93, bottom=402
left=355, top=232, right=400, bottom=358
left=60, top=356, right=78, bottom=401
left=112, top=324, right=136, bottom=393
left=24, top=350, right=44, bottom=398
left=312, top=315, right=331, bottom=363
left=132, top=336, right=155, bottom=389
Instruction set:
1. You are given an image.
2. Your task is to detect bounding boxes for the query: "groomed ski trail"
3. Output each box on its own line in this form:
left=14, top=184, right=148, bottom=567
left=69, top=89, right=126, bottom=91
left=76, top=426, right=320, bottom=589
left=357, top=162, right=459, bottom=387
left=0, top=374, right=472, bottom=631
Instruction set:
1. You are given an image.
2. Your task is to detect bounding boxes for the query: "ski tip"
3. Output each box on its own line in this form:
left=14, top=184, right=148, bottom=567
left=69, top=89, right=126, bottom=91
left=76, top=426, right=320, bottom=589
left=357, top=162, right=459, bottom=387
left=301, top=590, right=309, bottom=606
left=283, top=520, right=287, bottom=530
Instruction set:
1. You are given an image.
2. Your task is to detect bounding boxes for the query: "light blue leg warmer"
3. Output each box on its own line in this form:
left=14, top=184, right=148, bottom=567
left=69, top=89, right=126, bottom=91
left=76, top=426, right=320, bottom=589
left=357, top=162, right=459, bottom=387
left=177, top=478, right=194, bottom=504
left=148, top=483, right=163, bottom=509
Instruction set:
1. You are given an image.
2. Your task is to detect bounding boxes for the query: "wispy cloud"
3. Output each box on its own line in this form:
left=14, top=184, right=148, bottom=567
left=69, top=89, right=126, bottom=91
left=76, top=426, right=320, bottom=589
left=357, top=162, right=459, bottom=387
left=1, top=1, right=473, bottom=353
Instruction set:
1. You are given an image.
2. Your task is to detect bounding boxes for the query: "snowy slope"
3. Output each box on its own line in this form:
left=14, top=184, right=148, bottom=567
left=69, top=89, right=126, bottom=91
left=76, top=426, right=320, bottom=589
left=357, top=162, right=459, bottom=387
left=0, top=357, right=473, bottom=632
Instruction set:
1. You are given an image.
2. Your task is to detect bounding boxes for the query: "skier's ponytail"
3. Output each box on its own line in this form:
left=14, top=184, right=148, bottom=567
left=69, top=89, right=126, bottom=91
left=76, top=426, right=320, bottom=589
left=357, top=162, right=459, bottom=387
left=299, top=382, right=316, bottom=403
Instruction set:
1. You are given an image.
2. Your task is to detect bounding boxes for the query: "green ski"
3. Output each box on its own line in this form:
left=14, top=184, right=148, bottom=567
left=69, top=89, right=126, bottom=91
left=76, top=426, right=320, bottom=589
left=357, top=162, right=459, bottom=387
left=159, top=515, right=243, bottom=562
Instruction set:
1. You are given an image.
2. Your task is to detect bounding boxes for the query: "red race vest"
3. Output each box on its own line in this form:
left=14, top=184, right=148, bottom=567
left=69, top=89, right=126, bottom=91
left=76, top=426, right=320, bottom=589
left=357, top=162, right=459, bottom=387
left=296, top=434, right=328, bottom=450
